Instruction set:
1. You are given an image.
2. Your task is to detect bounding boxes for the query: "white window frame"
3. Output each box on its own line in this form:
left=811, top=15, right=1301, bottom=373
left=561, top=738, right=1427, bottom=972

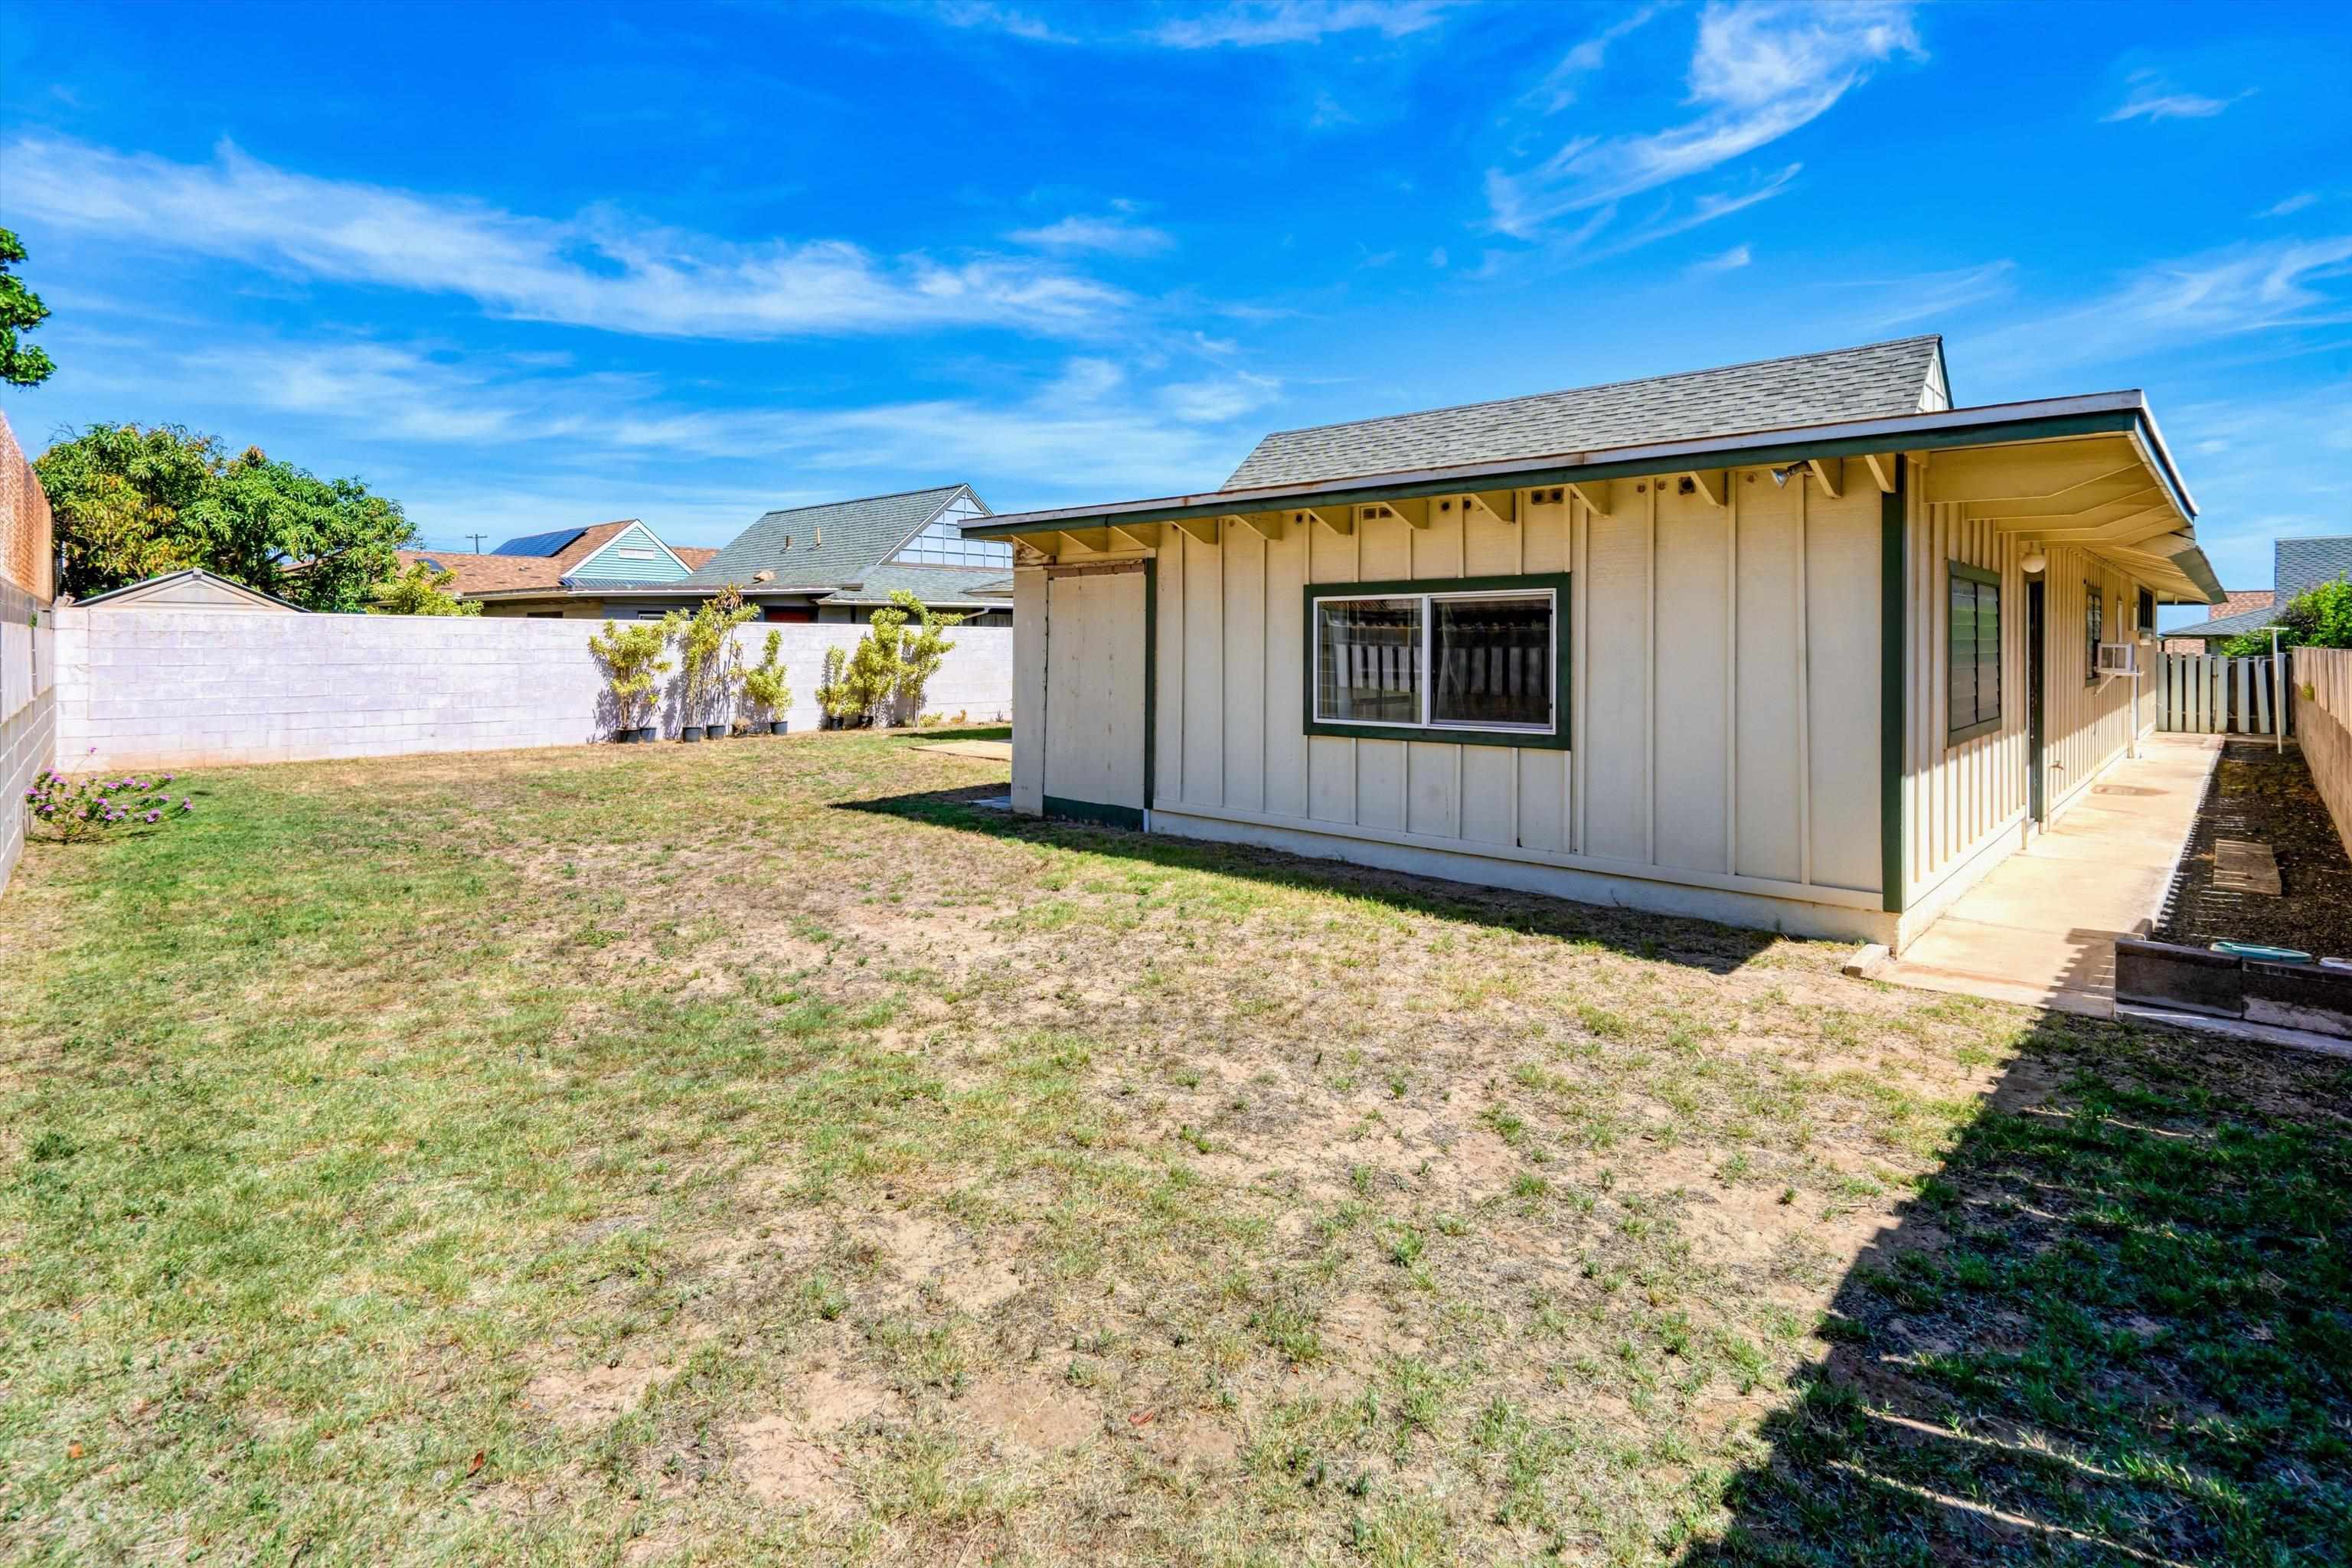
left=1309, top=586, right=1559, bottom=738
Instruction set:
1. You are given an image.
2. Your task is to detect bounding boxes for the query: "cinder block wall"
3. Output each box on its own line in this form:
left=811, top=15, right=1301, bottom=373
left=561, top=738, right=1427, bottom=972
left=52, top=609, right=1014, bottom=772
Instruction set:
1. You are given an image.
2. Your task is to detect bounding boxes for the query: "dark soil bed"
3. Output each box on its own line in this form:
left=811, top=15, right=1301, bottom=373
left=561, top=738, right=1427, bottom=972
left=2155, top=737, right=2352, bottom=958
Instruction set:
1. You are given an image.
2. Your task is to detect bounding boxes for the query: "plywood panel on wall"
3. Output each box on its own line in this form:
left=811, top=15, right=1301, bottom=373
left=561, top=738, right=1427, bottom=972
left=1653, top=483, right=1728, bottom=873
left=1222, top=526, right=1267, bottom=812
left=1735, top=477, right=1802, bottom=883
left=1181, top=528, right=1224, bottom=809
left=1806, top=485, right=1881, bottom=893
left=1044, top=570, right=1146, bottom=811
left=1582, top=493, right=1652, bottom=861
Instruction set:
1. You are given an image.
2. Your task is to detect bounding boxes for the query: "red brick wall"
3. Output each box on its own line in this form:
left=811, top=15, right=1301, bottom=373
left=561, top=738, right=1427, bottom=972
left=0, top=411, right=53, bottom=603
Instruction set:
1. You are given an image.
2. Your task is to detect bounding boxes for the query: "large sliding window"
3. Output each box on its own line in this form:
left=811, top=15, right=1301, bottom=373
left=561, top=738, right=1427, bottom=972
left=1948, top=561, right=2001, bottom=743
left=1306, top=573, right=1569, bottom=748
left=2084, top=583, right=2103, bottom=685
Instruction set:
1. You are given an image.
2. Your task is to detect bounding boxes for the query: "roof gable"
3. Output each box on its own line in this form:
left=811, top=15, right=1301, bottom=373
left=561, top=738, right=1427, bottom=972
left=76, top=568, right=305, bottom=612
left=1223, top=335, right=1949, bottom=491
left=685, top=485, right=982, bottom=590
left=566, top=521, right=694, bottom=583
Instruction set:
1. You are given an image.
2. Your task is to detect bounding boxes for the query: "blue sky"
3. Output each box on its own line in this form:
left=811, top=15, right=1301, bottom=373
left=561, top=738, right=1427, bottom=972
left=1, top=0, right=2345, bottom=618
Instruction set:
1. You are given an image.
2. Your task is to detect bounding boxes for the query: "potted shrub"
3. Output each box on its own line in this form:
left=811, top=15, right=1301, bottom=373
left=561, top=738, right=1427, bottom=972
left=741, top=630, right=792, bottom=734
left=665, top=587, right=757, bottom=741
left=588, top=619, right=671, bottom=742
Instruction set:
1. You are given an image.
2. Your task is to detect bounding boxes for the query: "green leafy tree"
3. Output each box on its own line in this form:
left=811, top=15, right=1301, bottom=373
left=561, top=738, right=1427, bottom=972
left=2222, top=578, right=2352, bottom=657
left=372, top=559, right=480, bottom=616
left=0, top=228, right=54, bottom=387
left=589, top=619, right=672, bottom=733
left=35, top=424, right=413, bottom=609
left=885, top=590, right=964, bottom=724
left=818, top=592, right=966, bottom=727
left=662, top=586, right=758, bottom=729
left=740, top=630, right=792, bottom=724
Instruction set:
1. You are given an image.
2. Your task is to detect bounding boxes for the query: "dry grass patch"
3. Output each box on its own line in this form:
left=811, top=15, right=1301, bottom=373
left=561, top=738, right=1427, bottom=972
left=2, top=730, right=2344, bottom=1566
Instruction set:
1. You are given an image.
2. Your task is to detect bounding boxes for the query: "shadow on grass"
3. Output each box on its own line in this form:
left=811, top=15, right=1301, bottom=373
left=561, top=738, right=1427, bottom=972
left=841, top=785, right=1781, bottom=973
left=1690, top=1011, right=2352, bottom=1566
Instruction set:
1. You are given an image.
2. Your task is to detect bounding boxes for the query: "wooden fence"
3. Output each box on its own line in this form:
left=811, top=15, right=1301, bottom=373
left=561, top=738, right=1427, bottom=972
left=2299, top=647, right=2352, bottom=858
left=2157, top=652, right=2285, bottom=736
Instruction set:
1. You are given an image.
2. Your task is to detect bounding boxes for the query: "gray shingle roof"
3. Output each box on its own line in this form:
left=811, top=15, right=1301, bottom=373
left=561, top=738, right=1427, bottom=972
left=2278, top=535, right=2352, bottom=598
left=684, top=485, right=978, bottom=592
left=817, top=564, right=1013, bottom=607
left=1223, top=335, right=1950, bottom=491
left=2171, top=537, right=2350, bottom=639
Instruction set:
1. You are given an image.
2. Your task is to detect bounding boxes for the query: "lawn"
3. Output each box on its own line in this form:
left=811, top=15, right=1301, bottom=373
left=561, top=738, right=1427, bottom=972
left=2, top=730, right=2346, bottom=1566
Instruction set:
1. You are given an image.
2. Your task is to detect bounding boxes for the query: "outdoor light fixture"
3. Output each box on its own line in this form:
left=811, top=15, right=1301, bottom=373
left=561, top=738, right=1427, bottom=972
left=1769, top=463, right=1805, bottom=488
left=2020, top=542, right=2048, bottom=573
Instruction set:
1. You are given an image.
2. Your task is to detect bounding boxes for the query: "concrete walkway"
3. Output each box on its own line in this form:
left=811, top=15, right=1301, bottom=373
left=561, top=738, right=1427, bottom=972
left=1876, top=733, right=2223, bottom=1016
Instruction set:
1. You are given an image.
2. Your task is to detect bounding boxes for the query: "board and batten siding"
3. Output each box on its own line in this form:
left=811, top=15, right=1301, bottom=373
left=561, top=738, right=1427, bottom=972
left=1898, top=458, right=2164, bottom=939
left=1147, top=469, right=1887, bottom=939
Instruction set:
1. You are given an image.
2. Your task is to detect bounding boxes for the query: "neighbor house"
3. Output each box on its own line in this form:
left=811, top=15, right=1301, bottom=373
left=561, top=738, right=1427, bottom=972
left=646, top=485, right=1012, bottom=626
left=398, top=521, right=719, bottom=617
left=70, top=568, right=305, bottom=613
left=961, top=335, right=2223, bottom=949
left=2161, top=535, right=2350, bottom=652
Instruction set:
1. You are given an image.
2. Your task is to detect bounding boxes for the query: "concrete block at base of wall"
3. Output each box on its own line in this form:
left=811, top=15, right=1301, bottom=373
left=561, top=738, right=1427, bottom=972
left=2115, top=937, right=2352, bottom=1040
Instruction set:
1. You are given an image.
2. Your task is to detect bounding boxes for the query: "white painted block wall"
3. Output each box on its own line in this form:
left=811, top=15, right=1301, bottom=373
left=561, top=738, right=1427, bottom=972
left=51, top=608, right=1014, bottom=773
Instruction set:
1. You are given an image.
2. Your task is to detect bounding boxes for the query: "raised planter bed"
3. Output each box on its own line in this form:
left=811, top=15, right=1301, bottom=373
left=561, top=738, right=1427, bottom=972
left=2115, top=937, right=2352, bottom=1039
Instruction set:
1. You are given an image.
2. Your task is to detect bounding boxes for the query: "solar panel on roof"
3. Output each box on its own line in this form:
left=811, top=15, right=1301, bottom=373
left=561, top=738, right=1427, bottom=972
left=492, top=528, right=588, bottom=557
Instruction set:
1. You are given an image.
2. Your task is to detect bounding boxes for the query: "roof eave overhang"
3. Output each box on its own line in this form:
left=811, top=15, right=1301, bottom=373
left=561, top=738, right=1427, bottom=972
left=964, top=391, right=2219, bottom=604
left=963, top=395, right=2191, bottom=531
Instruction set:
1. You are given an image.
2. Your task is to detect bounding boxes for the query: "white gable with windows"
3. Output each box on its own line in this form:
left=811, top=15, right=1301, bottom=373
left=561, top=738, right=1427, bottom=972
left=893, top=489, right=1008, bottom=568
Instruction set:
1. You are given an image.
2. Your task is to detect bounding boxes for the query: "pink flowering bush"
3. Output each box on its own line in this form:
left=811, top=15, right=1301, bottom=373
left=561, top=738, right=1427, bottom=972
left=24, top=754, right=194, bottom=844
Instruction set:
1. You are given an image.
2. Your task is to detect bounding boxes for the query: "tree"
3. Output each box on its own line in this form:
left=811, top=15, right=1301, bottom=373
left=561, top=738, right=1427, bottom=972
left=33, top=423, right=219, bottom=596
left=588, top=619, right=671, bottom=734
left=2221, top=578, right=2352, bottom=657
left=740, top=631, right=792, bottom=724
left=372, top=559, right=479, bottom=616
left=662, top=586, right=758, bottom=729
left=34, top=423, right=414, bottom=609
left=0, top=228, right=54, bottom=387
left=819, top=592, right=966, bottom=727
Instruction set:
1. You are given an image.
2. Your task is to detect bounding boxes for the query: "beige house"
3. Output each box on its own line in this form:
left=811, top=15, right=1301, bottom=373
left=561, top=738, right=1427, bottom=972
left=961, top=336, right=2223, bottom=949
left=73, top=568, right=305, bottom=612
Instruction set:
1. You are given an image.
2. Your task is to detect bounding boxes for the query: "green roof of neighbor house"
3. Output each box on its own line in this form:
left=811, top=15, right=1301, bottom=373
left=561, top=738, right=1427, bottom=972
left=1223, top=335, right=1952, bottom=491
left=2169, top=535, right=2351, bottom=639
left=684, top=485, right=991, bottom=593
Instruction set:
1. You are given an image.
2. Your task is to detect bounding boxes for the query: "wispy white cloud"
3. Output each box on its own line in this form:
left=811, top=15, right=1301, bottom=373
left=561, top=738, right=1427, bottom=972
left=1488, top=1, right=1920, bottom=240
left=1978, top=237, right=2352, bottom=372
left=1527, top=3, right=1671, bottom=113
left=82, top=328, right=1281, bottom=505
left=2260, top=192, right=2319, bottom=218
left=7, top=136, right=1132, bottom=340
left=1148, top=0, right=1458, bottom=49
left=2102, top=70, right=2252, bottom=123
left=1008, top=213, right=1175, bottom=256
left=1688, top=243, right=1751, bottom=273
left=1836, top=258, right=2017, bottom=328
left=931, top=2, right=1069, bottom=42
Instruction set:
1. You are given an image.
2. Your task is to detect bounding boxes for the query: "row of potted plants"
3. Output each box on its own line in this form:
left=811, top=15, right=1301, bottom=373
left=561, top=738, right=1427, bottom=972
left=589, top=588, right=794, bottom=743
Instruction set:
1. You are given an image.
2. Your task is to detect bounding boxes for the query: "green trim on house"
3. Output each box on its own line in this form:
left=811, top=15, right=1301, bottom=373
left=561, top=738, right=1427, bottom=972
left=1949, top=561, right=2000, bottom=589
left=1880, top=456, right=1908, bottom=914
left=1301, top=572, right=1573, bottom=751
left=1044, top=796, right=1146, bottom=831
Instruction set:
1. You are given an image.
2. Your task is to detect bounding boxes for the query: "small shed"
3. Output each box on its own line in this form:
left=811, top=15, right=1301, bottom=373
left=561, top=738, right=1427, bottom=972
left=962, top=335, right=2227, bottom=949
left=74, top=569, right=305, bottom=613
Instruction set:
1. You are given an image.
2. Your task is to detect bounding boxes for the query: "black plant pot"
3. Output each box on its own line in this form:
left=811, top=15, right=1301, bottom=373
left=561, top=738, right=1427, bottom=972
left=770, top=720, right=790, bottom=735
left=635, top=727, right=657, bottom=743
left=679, top=725, right=704, bottom=743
